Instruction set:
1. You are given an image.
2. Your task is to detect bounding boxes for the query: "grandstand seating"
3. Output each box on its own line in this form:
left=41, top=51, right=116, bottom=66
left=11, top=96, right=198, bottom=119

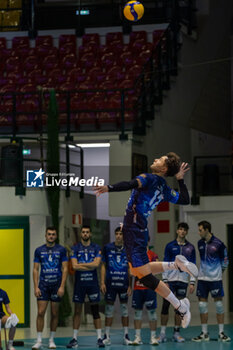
left=0, top=29, right=166, bottom=132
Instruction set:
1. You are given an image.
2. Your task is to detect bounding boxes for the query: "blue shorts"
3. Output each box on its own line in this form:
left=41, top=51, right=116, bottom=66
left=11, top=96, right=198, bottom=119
left=38, top=280, right=61, bottom=302
left=73, top=285, right=100, bottom=303
left=122, top=225, right=149, bottom=267
left=197, top=280, right=224, bottom=299
left=132, top=289, right=157, bottom=310
left=105, top=286, right=128, bottom=303
left=168, top=281, right=188, bottom=298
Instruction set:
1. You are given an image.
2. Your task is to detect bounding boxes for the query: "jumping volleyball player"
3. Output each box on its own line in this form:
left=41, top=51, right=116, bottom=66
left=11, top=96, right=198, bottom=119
left=95, top=152, right=198, bottom=328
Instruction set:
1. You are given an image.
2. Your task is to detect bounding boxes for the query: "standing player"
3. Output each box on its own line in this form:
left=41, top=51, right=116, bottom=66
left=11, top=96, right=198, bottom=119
left=66, top=225, right=105, bottom=348
left=0, top=288, right=19, bottom=350
left=101, top=227, right=132, bottom=346
left=32, top=226, right=68, bottom=350
left=157, top=222, right=196, bottom=343
left=192, top=221, right=230, bottom=342
left=131, top=248, right=159, bottom=346
left=95, top=153, right=198, bottom=328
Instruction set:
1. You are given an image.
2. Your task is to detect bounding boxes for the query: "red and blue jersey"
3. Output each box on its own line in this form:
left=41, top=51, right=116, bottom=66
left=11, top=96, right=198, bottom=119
left=198, top=235, right=228, bottom=281
left=71, top=242, right=101, bottom=286
left=34, top=244, right=68, bottom=284
left=102, top=242, right=129, bottom=289
left=124, top=173, right=179, bottom=229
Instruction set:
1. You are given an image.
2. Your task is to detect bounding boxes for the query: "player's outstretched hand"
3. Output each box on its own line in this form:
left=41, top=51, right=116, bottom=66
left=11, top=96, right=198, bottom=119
left=94, top=185, right=109, bottom=196
left=175, top=162, right=190, bottom=180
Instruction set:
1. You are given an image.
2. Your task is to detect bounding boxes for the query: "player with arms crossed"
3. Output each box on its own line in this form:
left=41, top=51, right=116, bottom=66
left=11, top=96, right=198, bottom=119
left=95, top=152, right=198, bottom=328
left=32, top=227, right=68, bottom=350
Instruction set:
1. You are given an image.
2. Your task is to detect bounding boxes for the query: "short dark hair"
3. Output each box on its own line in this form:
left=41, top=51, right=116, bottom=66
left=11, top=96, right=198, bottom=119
left=46, top=226, right=57, bottom=233
left=177, top=222, right=189, bottom=231
left=81, top=225, right=91, bottom=231
left=165, top=152, right=181, bottom=177
left=115, top=227, right=122, bottom=233
left=198, top=220, right=211, bottom=232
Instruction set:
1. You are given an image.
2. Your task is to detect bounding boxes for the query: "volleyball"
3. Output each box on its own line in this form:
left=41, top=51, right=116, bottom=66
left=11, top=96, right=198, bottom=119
left=123, top=1, right=144, bottom=22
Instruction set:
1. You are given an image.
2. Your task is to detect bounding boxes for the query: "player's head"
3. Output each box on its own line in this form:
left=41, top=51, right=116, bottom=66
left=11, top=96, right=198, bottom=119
left=45, top=226, right=57, bottom=244
left=198, top=220, right=211, bottom=239
left=80, top=225, right=91, bottom=242
left=115, top=226, right=123, bottom=245
left=150, top=152, right=181, bottom=177
left=176, top=222, right=189, bottom=239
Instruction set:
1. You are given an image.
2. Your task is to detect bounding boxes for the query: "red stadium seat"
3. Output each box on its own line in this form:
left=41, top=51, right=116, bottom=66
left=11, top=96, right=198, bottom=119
left=60, top=53, right=77, bottom=71
left=78, top=43, right=99, bottom=58
left=106, top=32, right=123, bottom=46
left=153, top=30, right=165, bottom=44
left=12, top=36, right=29, bottom=49
left=82, top=33, right=100, bottom=46
left=0, top=37, right=7, bottom=49
left=59, top=34, right=77, bottom=48
left=36, top=46, right=58, bottom=60
left=28, top=69, right=47, bottom=85
left=24, top=55, right=40, bottom=72
left=67, top=67, right=84, bottom=83
left=48, top=69, right=66, bottom=85
left=129, top=31, right=147, bottom=44
left=59, top=42, right=77, bottom=59
left=35, top=35, right=53, bottom=47
left=5, top=56, right=21, bottom=72
left=42, top=55, right=59, bottom=71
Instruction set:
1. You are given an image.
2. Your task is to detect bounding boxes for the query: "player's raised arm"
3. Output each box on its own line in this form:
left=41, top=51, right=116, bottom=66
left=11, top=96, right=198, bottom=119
left=175, top=162, right=190, bottom=205
left=94, top=178, right=140, bottom=196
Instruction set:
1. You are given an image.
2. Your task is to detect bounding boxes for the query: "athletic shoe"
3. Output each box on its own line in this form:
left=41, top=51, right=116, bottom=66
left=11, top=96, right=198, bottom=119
left=123, top=334, right=132, bottom=345
left=131, top=336, right=143, bottom=345
left=97, top=338, right=105, bottom=348
left=156, top=333, right=167, bottom=343
left=218, top=332, right=231, bottom=342
left=175, top=255, right=198, bottom=278
left=66, top=338, right=78, bottom=348
left=8, top=346, right=16, bottom=350
left=150, top=336, right=159, bottom=346
left=48, top=340, right=56, bottom=349
left=173, top=332, right=185, bottom=342
left=102, top=335, right=111, bottom=345
left=176, top=298, right=191, bottom=328
left=192, top=332, right=210, bottom=342
left=32, top=342, right=42, bottom=350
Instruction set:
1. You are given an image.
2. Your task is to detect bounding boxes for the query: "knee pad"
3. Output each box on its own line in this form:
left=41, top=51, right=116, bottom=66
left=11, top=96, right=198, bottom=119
left=199, top=301, right=208, bottom=314
left=90, top=304, right=100, bottom=320
left=215, top=300, right=224, bottom=314
left=140, top=274, right=160, bottom=291
left=134, top=309, right=142, bottom=320
left=147, top=309, right=157, bottom=321
left=120, top=303, right=128, bottom=317
left=161, top=298, right=170, bottom=315
left=105, top=304, right=114, bottom=318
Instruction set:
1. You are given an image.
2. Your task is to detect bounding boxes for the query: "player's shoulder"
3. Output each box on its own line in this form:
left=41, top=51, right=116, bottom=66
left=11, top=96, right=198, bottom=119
left=185, top=240, right=195, bottom=248
left=212, top=235, right=225, bottom=246
left=55, top=243, right=66, bottom=250
left=104, top=242, right=113, bottom=250
left=166, top=239, right=177, bottom=248
left=0, top=288, right=8, bottom=298
left=91, top=242, right=101, bottom=250
left=35, top=244, right=46, bottom=252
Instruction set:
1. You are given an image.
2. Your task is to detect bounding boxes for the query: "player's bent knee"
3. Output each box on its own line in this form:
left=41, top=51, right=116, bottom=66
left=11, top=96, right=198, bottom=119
left=134, top=309, right=142, bottom=320
left=161, top=299, right=170, bottom=315
left=140, top=274, right=160, bottom=290
left=105, top=304, right=114, bottom=318
left=120, top=303, right=128, bottom=317
left=215, top=300, right=224, bottom=314
left=147, top=309, right=157, bottom=321
left=90, top=304, right=100, bottom=319
left=199, top=301, right=208, bottom=314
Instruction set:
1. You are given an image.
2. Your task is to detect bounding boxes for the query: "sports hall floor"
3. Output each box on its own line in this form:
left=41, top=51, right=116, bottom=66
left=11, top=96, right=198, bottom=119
left=6, top=324, right=233, bottom=350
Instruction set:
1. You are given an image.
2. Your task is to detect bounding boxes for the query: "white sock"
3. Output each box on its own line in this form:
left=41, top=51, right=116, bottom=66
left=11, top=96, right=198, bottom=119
left=105, top=326, right=110, bottom=338
left=50, top=332, right=56, bottom=341
left=151, top=330, right=156, bottom=338
left=135, top=329, right=141, bottom=338
left=96, top=329, right=102, bottom=339
left=160, top=326, right=166, bottom=335
left=73, top=329, right=78, bottom=340
left=8, top=340, right=13, bottom=347
left=219, top=324, right=224, bottom=334
left=162, top=262, right=177, bottom=271
left=124, top=327, right=128, bottom=336
left=165, top=292, right=181, bottom=310
left=37, top=332, right=42, bottom=342
left=202, top=324, right=208, bottom=334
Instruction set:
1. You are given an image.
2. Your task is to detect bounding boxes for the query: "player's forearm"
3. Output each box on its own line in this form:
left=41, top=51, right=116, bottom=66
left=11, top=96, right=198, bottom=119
left=100, top=264, right=106, bottom=284
left=176, top=179, right=190, bottom=205
left=108, top=179, right=138, bottom=192
left=5, top=305, right=13, bottom=315
left=60, top=264, right=68, bottom=288
left=33, top=269, right=39, bottom=289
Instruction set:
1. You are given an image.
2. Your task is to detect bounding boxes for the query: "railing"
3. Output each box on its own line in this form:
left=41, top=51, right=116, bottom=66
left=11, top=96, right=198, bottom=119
left=191, top=155, right=233, bottom=205
left=0, top=136, right=84, bottom=197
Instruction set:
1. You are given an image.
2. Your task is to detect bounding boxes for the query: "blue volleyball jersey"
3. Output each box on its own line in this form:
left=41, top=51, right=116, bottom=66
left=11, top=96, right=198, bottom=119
left=102, top=242, right=129, bottom=289
left=34, top=244, right=68, bottom=284
left=0, top=289, right=10, bottom=314
left=123, top=173, right=179, bottom=229
left=162, top=239, right=196, bottom=283
left=71, top=242, right=101, bottom=286
left=198, top=235, right=229, bottom=281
